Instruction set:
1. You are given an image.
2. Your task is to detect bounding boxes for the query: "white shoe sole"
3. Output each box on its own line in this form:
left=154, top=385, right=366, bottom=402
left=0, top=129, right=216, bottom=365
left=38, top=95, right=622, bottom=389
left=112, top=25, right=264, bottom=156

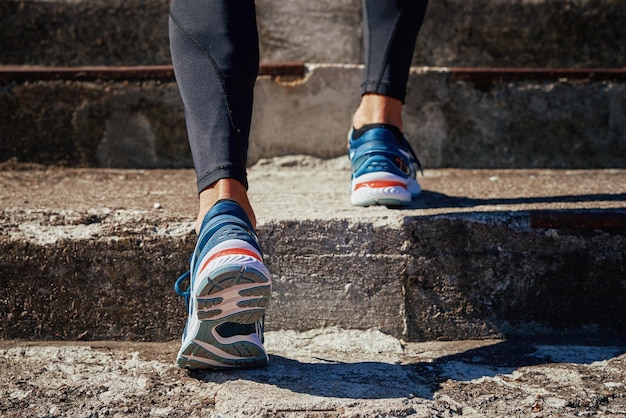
left=351, top=172, right=421, bottom=207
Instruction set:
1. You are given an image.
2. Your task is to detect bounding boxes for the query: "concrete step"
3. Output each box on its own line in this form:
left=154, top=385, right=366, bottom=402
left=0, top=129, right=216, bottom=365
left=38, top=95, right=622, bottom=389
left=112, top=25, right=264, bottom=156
left=1, top=158, right=625, bottom=342
left=2, top=335, right=625, bottom=417
left=2, top=65, right=625, bottom=170
left=1, top=0, right=624, bottom=68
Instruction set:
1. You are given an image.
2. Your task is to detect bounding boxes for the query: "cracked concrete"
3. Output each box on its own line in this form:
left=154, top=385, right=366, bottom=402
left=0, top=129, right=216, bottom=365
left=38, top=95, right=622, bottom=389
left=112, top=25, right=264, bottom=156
left=1, top=157, right=625, bottom=342
left=3, top=67, right=626, bottom=170
left=1, top=329, right=625, bottom=417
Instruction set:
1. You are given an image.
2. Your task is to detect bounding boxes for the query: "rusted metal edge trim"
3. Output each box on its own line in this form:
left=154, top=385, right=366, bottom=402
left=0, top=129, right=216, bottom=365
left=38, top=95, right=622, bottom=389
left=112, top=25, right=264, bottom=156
left=450, top=67, right=626, bottom=83
left=530, top=211, right=626, bottom=230
left=0, top=62, right=307, bottom=82
left=2, top=65, right=625, bottom=83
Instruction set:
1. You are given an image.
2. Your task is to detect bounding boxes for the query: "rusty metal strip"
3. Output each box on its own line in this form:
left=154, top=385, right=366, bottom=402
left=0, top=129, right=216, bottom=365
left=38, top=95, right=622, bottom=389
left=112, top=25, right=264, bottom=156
left=530, top=211, right=626, bottom=230
left=2, top=65, right=626, bottom=83
left=258, top=62, right=306, bottom=77
left=0, top=62, right=306, bottom=82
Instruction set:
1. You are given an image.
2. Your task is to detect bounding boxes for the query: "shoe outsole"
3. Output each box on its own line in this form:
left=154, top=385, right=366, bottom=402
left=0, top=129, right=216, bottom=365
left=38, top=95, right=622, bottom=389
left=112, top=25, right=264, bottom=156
left=350, top=172, right=421, bottom=207
left=351, top=185, right=412, bottom=207
left=177, top=258, right=271, bottom=370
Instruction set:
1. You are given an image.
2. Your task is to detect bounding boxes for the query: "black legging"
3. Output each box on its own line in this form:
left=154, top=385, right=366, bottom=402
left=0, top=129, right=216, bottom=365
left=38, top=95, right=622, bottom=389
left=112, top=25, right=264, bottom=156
left=169, top=0, right=429, bottom=193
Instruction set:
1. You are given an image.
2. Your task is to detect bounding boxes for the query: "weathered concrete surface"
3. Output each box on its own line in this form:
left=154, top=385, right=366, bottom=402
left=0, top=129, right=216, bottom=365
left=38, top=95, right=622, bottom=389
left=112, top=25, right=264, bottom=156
left=0, top=0, right=172, bottom=67
left=2, top=0, right=625, bottom=68
left=1, top=330, right=625, bottom=417
left=2, top=66, right=625, bottom=169
left=1, top=157, right=625, bottom=342
left=0, top=79, right=191, bottom=169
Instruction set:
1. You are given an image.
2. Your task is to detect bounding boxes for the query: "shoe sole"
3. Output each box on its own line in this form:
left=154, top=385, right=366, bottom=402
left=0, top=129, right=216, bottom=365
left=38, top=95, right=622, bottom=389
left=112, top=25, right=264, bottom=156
left=177, top=256, right=271, bottom=369
left=351, top=172, right=421, bottom=207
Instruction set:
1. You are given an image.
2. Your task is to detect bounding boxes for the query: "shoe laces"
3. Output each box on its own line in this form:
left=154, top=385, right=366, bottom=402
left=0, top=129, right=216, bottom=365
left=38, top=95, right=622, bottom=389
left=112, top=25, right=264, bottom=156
left=399, top=135, right=424, bottom=176
left=174, top=270, right=191, bottom=310
left=352, top=126, right=424, bottom=176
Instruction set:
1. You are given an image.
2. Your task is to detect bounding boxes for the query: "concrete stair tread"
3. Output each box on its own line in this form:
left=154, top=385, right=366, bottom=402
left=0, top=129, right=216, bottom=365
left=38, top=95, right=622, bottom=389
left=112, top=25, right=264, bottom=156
left=1, top=157, right=625, bottom=237
left=1, top=333, right=625, bottom=417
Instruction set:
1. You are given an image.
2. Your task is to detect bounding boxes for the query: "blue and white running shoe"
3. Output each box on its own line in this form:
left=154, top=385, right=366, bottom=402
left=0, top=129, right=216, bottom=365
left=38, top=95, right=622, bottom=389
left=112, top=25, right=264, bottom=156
left=348, top=124, right=423, bottom=207
left=174, top=199, right=271, bottom=369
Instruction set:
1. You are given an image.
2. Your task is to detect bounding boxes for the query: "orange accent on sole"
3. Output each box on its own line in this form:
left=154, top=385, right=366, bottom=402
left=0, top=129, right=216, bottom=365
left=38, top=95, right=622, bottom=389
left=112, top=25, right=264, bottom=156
left=354, top=181, right=406, bottom=190
left=200, top=248, right=262, bottom=274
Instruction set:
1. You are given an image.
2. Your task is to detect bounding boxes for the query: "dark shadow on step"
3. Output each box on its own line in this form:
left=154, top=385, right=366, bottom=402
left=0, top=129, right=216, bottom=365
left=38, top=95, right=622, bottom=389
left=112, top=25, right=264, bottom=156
left=187, top=338, right=626, bottom=401
left=403, top=191, right=626, bottom=210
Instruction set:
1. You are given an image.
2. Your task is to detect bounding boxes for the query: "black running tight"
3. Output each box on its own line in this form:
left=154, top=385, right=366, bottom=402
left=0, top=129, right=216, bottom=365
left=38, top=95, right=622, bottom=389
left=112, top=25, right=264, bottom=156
left=169, top=0, right=428, bottom=193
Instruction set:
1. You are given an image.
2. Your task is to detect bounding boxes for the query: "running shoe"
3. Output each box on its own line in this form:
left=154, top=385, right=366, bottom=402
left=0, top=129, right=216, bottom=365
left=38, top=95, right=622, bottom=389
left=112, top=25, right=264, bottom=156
left=348, top=124, right=423, bottom=207
left=174, top=199, right=272, bottom=369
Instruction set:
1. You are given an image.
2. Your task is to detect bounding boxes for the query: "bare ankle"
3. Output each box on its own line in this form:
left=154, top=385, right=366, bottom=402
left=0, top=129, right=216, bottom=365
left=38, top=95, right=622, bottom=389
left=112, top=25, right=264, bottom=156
left=352, top=94, right=404, bottom=132
left=196, top=178, right=256, bottom=233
